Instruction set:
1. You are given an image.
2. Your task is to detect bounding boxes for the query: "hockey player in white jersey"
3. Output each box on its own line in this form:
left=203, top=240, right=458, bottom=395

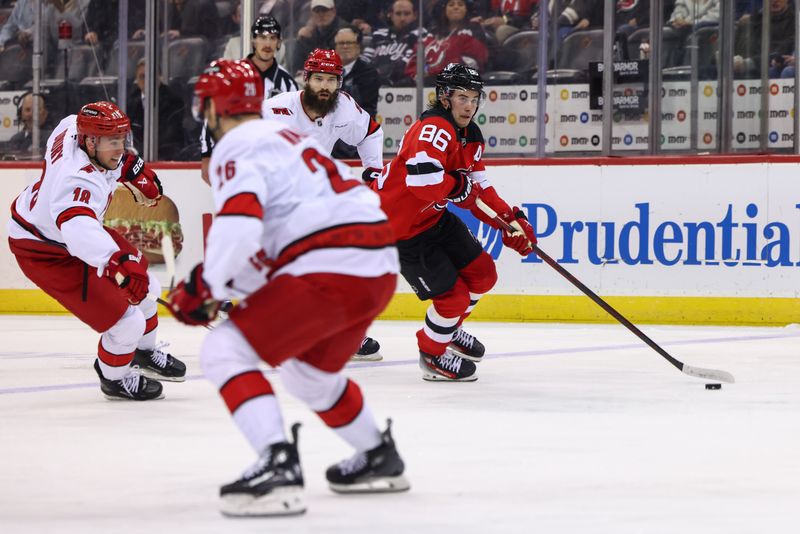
left=262, top=47, right=386, bottom=361
left=7, top=101, right=187, bottom=400
left=167, top=59, right=409, bottom=517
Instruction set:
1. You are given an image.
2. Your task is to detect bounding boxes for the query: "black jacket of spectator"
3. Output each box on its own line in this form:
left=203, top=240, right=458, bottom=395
left=85, top=0, right=146, bottom=51
left=7, top=124, right=53, bottom=155
left=616, top=0, right=649, bottom=27
left=168, top=0, right=220, bottom=42
left=364, top=25, right=426, bottom=86
left=292, top=16, right=348, bottom=73
left=341, top=57, right=379, bottom=117
left=735, top=3, right=795, bottom=68
left=126, top=82, right=185, bottom=160
left=334, top=0, right=383, bottom=28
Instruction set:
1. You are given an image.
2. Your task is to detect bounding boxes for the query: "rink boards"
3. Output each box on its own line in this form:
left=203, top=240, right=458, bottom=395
left=2, top=158, right=800, bottom=325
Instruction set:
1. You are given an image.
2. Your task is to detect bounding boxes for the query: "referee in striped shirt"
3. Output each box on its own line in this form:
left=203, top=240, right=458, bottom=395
left=200, top=15, right=299, bottom=184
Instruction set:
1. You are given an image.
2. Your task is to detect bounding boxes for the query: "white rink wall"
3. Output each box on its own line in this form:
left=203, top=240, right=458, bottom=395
left=2, top=160, right=800, bottom=323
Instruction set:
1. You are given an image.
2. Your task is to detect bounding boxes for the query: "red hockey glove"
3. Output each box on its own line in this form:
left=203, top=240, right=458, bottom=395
left=361, top=167, right=382, bottom=185
left=499, top=206, right=537, bottom=256
left=165, top=264, right=220, bottom=326
left=446, top=170, right=482, bottom=210
left=119, top=154, right=162, bottom=207
left=106, top=250, right=150, bottom=304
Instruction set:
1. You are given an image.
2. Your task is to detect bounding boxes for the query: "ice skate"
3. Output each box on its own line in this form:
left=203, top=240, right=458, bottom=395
left=93, top=360, right=164, bottom=401
left=326, top=419, right=410, bottom=493
left=220, top=423, right=306, bottom=517
left=133, top=342, right=186, bottom=382
left=350, top=336, right=383, bottom=362
left=419, top=350, right=477, bottom=382
left=447, top=327, right=485, bottom=362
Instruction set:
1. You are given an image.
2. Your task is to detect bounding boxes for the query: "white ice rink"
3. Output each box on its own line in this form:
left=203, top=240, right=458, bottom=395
left=1, top=315, right=799, bottom=534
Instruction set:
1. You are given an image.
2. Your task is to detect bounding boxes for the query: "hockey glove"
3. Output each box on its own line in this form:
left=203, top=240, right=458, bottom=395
left=166, top=264, right=220, bottom=326
left=361, top=167, right=382, bottom=185
left=119, top=154, right=163, bottom=207
left=499, top=206, right=537, bottom=256
left=106, top=249, right=150, bottom=305
left=446, top=170, right=482, bottom=210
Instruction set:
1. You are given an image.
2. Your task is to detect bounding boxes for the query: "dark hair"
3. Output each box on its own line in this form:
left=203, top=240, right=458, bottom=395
left=431, top=0, right=473, bottom=37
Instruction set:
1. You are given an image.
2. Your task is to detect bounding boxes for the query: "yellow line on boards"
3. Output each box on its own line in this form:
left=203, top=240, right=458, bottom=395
left=2, top=289, right=798, bottom=326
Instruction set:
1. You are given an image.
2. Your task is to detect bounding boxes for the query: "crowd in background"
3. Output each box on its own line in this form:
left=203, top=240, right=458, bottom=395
left=0, top=0, right=796, bottom=159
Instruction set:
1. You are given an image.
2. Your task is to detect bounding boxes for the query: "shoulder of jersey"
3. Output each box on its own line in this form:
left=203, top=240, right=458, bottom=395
left=465, top=121, right=485, bottom=144
left=372, top=27, right=390, bottom=39
left=264, top=91, right=298, bottom=115
left=422, top=114, right=458, bottom=136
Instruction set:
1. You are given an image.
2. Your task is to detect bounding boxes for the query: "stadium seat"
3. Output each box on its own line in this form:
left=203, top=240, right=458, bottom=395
left=105, top=41, right=145, bottom=81
left=627, top=27, right=685, bottom=69
left=77, top=76, right=118, bottom=108
left=167, top=37, right=209, bottom=86
left=53, top=45, right=101, bottom=82
left=0, top=45, right=33, bottom=89
left=483, top=71, right=523, bottom=85
left=543, top=29, right=605, bottom=84
left=501, top=30, right=539, bottom=74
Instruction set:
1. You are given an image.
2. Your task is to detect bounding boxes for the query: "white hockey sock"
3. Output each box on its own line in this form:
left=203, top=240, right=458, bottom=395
left=231, top=395, right=287, bottom=453
left=332, top=402, right=382, bottom=452
left=136, top=299, right=159, bottom=351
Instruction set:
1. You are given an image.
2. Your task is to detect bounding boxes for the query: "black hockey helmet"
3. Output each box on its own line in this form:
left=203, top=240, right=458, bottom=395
left=252, top=15, right=281, bottom=39
left=435, top=63, right=485, bottom=103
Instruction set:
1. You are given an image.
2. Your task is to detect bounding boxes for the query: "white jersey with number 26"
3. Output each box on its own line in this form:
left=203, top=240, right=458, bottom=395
left=204, top=118, right=398, bottom=300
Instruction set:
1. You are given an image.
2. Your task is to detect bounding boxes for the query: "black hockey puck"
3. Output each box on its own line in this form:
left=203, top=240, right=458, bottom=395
left=705, top=383, right=722, bottom=390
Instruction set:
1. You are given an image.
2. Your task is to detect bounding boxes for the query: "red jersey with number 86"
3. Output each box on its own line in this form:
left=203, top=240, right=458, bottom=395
left=371, top=107, right=498, bottom=241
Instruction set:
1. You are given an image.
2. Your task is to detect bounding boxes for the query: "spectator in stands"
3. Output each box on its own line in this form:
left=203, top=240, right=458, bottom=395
left=363, top=0, right=424, bottom=87
left=336, top=26, right=379, bottom=117
left=734, top=0, right=795, bottom=78
left=222, top=2, right=242, bottom=58
left=406, top=0, right=488, bottom=81
left=0, top=0, right=36, bottom=54
left=333, top=0, right=383, bottom=36
left=475, top=0, right=535, bottom=45
left=292, top=0, right=348, bottom=75
left=219, top=0, right=241, bottom=36
left=126, top=58, right=185, bottom=160
left=531, top=0, right=603, bottom=41
left=167, top=0, right=220, bottom=42
left=45, top=0, right=91, bottom=75
left=259, top=0, right=307, bottom=40
left=667, top=0, right=719, bottom=34
left=7, top=92, right=53, bottom=155
left=616, top=0, right=649, bottom=37
left=84, top=0, right=146, bottom=54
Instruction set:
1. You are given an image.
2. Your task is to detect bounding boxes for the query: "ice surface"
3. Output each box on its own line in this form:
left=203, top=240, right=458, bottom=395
left=1, top=316, right=798, bottom=533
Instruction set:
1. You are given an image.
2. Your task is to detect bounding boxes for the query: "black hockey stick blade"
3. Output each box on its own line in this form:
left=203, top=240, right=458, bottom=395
left=156, top=297, right=214, bottom=330
left=474, top=199, right=735, bottom=384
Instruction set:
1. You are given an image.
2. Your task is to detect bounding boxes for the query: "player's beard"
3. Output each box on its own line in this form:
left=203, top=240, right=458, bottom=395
left=303, top=85, right=339, bottom=116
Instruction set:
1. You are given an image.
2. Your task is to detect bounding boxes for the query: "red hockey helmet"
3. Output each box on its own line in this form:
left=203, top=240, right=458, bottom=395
left=303, top=48, right=343, bottom=82
left=192, top=59, right=264, bottom=121
left=77, top=101, right=130, bottom=138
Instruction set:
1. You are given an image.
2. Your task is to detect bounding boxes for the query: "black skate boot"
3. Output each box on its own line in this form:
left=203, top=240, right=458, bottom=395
left=133, top=342, right=186, bottom=382
left=326, top=419, right=410, bottom=494
left=419, top=350, right=477, bottom=382
left=93, top=360, right=164, bottom=401
left=351, top=336, right=382, bottom=362
left=448, top=327, right=485, bottom=362
left=220, top=423, right=306, bottom=517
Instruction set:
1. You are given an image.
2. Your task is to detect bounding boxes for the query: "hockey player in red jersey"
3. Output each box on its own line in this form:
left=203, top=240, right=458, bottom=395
left=168, top=60, right=408, bottom=516
left=262, top=47, right=386, bottom=362
left=7, top=101, right=187, bottom=400
left=370, top=63, right=537, bottom=382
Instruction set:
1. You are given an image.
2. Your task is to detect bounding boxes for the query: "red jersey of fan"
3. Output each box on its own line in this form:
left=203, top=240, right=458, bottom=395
left=371, top=106, right=509, bottom=241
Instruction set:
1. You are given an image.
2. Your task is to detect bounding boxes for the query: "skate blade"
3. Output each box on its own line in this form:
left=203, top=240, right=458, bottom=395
left=102, top=392, right=166, bottom=401
left=329, top=475, right=411, bottom=494
left=220, top=487, right=306, bottom=517
left=350, top=351, right=383, bottom=362
left=139, top=368, right=186, bottom=382
left=445, top=346, right=484, bottom=363
left=421, top=372, right=478, bottom=382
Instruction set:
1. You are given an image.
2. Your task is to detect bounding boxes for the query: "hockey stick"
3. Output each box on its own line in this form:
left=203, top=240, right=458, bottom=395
left=157, top=235, right=214, bottom=330
left=475, top=199, right=735, bottom=384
